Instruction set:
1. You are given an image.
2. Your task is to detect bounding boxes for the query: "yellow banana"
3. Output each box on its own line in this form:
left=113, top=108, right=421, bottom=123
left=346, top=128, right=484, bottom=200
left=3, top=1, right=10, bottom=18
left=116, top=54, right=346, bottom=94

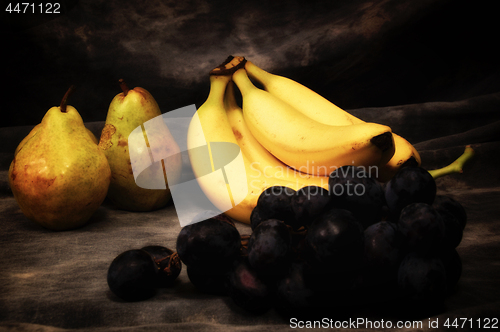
left=244, top=60, right=420, bottom=181
left=375, top=135, right=421, bottom=181
left=232, top=68, right=395, bottom=177
left=187, top=66, right=330, bottom=225
left=187, top=74, right=245, bottom=220
left=224, top=80, right=329, bottom=223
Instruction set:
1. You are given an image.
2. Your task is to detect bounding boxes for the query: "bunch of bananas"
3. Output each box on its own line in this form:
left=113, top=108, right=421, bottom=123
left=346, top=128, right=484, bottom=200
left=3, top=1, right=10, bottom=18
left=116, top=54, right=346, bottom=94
left=187, top=56, right=421, bottom=224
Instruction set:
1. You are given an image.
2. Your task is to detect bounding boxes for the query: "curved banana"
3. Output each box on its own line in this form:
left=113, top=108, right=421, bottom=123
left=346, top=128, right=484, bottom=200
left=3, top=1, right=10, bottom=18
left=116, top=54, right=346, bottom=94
left=187, top=74, right=244, bottom=219
left=224, top=80, right=330, bottom=223
left=376, top=134, right=421, bottom=181
left=187, top=70, right=330, bottom=224
left=232, top=68, right=395, bottom=177
left=244, top=60, right=420, bottom=181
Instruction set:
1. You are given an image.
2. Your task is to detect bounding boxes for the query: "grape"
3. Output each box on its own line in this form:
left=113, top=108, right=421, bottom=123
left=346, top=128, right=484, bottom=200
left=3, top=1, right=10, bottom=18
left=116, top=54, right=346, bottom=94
left=252, top=186, right=296, bottom=230
left=107, top=249, right=158, bottom=301
left=291, top=185, right=331, bottom=228
left=384, top=167, right=436, bottom=220
left=176, top=217, right=241, bottom=269
left=228, top=258, right=274, bottom=314
left=141, top=245, right=182, bottom=287
left=302, top=261, right=363, bottom=305
left=250, top=205, right=265, bottom=231
left=275, top=261, right=315, bottom=312
left=161, top=166, right=468, bottom=311
left=247, top=219, right=292, bottom=279
left=398, top=252, right=447, bottom=302
left=398, top=203, right=445, bottom=254
left=186, top=265, right=230, bottom=295
left=433, top=195, right=467, bottom=230
left=304, top=208, right=364, bottom=274
left=363, top=221, right=403, bottom=285
left=439, top=210, right=464, bottom=249
left=329, top=165, right=385, bottom=229
left=439, top=248, right=462, bottom=292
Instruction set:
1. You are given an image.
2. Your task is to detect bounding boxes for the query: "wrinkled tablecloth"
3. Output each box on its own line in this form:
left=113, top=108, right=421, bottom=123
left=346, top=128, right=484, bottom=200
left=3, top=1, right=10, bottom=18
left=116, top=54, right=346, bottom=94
left=1, top=0, right=500, bottom=331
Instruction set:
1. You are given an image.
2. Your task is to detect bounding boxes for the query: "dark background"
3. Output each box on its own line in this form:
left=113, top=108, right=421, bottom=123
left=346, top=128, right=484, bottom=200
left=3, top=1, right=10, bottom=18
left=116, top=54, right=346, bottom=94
left=2, top=0, right=500, bottom=128
left=1, top=1, right=500, bottom=331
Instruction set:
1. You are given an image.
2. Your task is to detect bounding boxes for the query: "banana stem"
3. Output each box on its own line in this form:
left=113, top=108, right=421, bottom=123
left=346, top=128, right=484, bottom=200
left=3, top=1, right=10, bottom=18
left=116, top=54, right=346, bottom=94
left=428, top=145, right=475, bottom=179
left=60, top=85, right=75, bottom=113
left=119, top=79, right=129, bottom=96
left=210, top=55, right=246, bottom=76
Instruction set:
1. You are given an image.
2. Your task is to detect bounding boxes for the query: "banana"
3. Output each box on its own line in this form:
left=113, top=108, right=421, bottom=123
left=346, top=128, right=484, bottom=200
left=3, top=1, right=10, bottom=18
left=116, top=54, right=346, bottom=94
left=231, top=68, right=395, bottom=177
left=187, top=74, right=246, bottom=220
left=224, top=80, right=329, bottom=223
left=376, top=134, right=421, bottom=181
left=225, top=81, right=291, bottom=180
left=244, top=60, right=421, bottom=181
left=187, top=67, right=330, bottom=225
left=226, top=84, right=329, bottom=195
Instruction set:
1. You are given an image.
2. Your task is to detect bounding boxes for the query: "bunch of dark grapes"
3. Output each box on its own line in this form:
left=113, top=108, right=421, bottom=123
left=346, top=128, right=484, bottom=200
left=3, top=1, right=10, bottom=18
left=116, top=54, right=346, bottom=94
left=380, top=166, right=466, bottom=306
left=106, top=165, right=467, bottom=316
left=107, top=245, right=181, bottom=301
left=223, top=166, right=466, bottom=314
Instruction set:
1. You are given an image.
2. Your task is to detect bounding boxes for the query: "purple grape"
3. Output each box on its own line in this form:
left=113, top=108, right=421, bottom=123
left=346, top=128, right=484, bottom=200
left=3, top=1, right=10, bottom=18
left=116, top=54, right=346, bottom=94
left=107, top=249, right=158, bottom=301
left=329, top=165, right=386, bottom=229
left=275, top=261, right=315, bottom=312
left=227, top=258, right=273, bottom=313
left=250, top=205, right=265, bottom=231
left=176, top=217, right=241, bottom=269
left=252, top=186, right=296, bottom=230
left=186, top=265, right=230, bottom=295
left=363, top=221, right=404, bottom=285
left=398, top=203, right=445, bottom=254
left=433, top=195, right=467, bottom=230
left=439, top=248, right=462, bottom=292
left=291, top=185, right=331, bottom=228
left=304, top=208, right=364, bottom=273
left=247, top=219, right=292, bottom=279
left=385, top=167, right=436, bottom=220
left=398, top=252, right=447, bottom=302
left=302, top=260, right=364, bottom=306
left=439, top=210, right=464, bottom=248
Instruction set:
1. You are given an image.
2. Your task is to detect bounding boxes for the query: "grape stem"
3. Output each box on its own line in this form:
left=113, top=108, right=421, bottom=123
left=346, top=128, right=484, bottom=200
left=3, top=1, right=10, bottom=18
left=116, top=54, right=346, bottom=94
left=240, top=234, right=251, bottom=257
left=427, top=145, right=475, bottom=179
left=155, top=252, right=181, bottom=275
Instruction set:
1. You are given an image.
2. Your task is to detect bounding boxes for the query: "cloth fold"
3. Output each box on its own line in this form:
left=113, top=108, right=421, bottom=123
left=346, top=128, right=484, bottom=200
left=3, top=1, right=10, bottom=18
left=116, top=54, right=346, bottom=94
left=1, top=0, right=499, bottom=329
left=1, top=88, right=499, bottom=331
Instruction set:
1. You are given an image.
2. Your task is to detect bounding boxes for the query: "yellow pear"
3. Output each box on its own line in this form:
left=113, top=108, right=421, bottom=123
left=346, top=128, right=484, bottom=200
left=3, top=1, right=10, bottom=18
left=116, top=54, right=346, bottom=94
left=8, top=86, right=111, bottom=231
left=15, top=124, right=98, bottom=156
left=98, top=79, right=182, bottom=211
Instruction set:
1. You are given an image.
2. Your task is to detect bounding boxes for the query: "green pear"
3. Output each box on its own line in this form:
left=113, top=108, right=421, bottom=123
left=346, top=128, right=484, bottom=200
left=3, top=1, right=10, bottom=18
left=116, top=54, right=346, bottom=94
left=98, top=79, right=182, bottom=211
left=8, top=86, right=111, bottom=231
left=15, top=124, right=98, bottom=156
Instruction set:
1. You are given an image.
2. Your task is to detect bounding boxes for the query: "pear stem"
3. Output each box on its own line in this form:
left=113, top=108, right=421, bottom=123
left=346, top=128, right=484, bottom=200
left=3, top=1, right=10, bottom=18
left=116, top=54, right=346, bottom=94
left=60, top=85, right=75, bottom=113
left=428, top=145, right=475, bottom=179
left=119, top=79, right=129, bottom=96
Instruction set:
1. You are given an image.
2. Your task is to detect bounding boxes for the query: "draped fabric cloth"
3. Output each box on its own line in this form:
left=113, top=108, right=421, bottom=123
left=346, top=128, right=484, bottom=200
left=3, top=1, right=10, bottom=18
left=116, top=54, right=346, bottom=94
left=1, top=0, right=499, bottom=330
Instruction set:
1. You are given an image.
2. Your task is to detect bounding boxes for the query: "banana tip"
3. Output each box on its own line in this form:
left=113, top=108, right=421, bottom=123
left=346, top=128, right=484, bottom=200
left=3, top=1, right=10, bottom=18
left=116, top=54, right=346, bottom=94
left=370, top=132, right=393, bottom=151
